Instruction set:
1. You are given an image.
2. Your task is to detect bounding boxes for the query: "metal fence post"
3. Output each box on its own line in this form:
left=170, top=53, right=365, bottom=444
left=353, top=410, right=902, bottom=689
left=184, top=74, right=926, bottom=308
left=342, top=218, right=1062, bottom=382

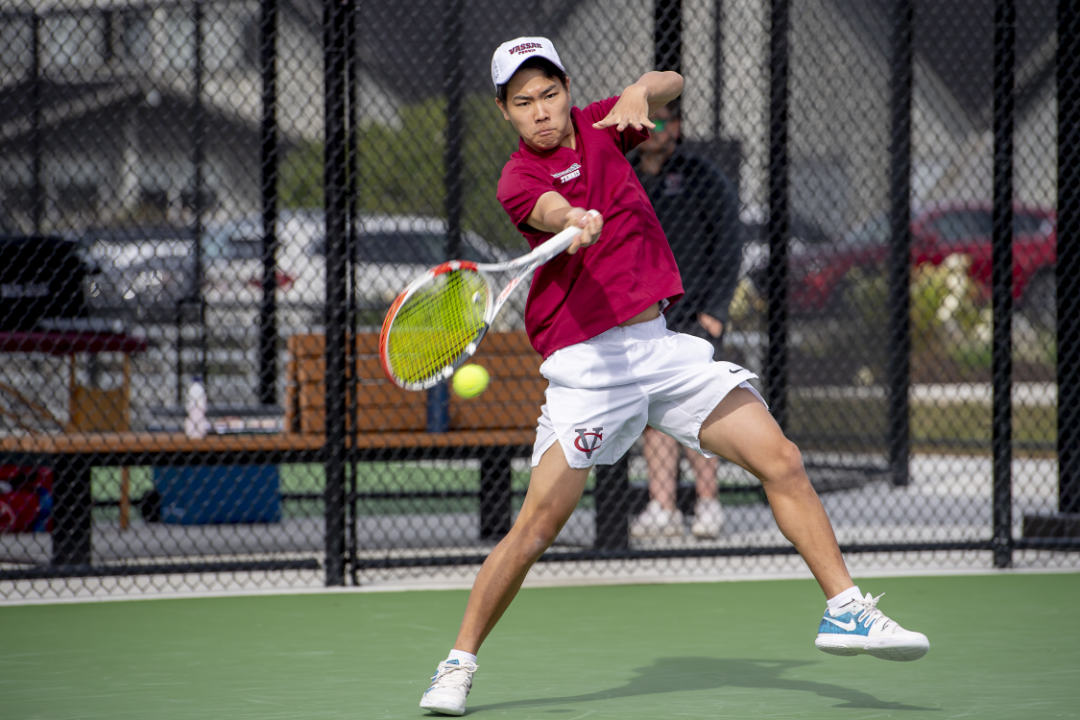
left=323, top=0, right=349, bottom=587
left=886, top=0, right=913, bottom=488
left=654, top=0, right=682, bottom=72
left=711, top=0, right=725, bottom=137
left=443, top=0, right=464, bottom=260
left=345, top=0, right=360, bottom=586
left=991, top=0, right=1015, bottom=568
left=191, top=0, right=208, bottom=384
left=765, top=0, right=790, bottom=426
left=258, top=0, right=280, bottom=408
left=426, top=0, right=465, bottom=431
left=1023, top=0, right=1079, bottom=542
left=1054, top=0, right=1080, bottom=520
left=30, top=11, right=43, bottom=234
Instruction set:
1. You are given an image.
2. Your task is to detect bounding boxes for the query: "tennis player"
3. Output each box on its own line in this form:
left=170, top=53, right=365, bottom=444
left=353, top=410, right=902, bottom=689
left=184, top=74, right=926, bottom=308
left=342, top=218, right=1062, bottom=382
left=420, top=36, right=928, bottom=716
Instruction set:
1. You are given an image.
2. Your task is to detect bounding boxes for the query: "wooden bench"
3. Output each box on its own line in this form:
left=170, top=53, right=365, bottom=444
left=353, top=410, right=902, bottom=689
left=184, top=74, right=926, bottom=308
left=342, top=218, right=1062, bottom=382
left=279, top=330, right=634, bottom=551
left=284, top=331, right=546, bottom=435
left=282, top=330, right=547, bottom=540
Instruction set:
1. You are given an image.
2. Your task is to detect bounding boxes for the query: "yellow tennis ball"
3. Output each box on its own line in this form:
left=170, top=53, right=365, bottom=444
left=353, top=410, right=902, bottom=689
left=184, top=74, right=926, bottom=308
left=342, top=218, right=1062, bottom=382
left=452, top=363, right=490, bottom=399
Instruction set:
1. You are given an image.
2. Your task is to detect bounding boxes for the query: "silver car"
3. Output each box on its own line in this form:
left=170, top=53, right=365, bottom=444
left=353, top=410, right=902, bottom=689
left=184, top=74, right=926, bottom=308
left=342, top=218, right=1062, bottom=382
left=80, top=212, right=512, bottom=329
left=282, top=211, right=512, bottom=311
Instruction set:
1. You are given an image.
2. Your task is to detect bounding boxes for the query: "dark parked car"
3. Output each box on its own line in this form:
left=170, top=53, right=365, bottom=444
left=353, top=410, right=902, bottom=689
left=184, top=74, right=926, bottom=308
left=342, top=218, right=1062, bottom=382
left=0, top=234, right=97, bottom=330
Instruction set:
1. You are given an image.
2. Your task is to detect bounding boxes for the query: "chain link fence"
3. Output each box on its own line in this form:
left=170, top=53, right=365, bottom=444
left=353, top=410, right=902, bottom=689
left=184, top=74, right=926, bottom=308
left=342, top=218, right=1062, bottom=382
left=0, top=0, right=1075, bottom=601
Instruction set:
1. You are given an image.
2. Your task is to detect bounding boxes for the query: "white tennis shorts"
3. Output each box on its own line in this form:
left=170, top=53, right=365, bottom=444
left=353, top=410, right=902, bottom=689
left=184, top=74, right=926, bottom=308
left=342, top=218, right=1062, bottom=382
left=532, top=315, right=764, bottom=469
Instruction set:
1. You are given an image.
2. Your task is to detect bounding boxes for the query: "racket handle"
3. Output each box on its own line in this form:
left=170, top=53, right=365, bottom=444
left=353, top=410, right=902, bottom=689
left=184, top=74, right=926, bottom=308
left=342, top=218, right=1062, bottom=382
left=524, top=210, right=600, bottom=265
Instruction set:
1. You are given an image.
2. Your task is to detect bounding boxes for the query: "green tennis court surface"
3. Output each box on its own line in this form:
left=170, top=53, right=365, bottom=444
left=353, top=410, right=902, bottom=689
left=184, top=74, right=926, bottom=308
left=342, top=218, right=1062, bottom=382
left=2, top=572, right=1077, bottom=719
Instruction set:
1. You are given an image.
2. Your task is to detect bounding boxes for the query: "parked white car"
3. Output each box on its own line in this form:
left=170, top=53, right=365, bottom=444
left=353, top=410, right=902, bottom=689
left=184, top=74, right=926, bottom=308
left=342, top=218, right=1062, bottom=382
left=204, top=210, right=513, bottom=330
left=285, top=212, right=510, bottom=306
left=82, top=225, right=193, bottom=270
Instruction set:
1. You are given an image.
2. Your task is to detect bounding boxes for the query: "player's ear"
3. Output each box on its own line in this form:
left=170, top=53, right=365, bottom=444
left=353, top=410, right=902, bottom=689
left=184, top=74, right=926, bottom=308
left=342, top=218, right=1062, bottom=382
left=495, top=97, right=510, bottom=121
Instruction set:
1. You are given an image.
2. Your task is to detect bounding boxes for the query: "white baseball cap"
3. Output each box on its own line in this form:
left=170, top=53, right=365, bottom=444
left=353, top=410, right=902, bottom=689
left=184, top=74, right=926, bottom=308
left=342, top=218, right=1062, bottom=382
left=491, top=36, right=566, bottom=89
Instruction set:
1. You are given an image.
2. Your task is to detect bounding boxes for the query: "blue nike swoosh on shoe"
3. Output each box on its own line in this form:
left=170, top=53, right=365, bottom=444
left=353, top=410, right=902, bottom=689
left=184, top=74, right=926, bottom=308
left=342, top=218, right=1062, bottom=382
left=818, top=613, right=872, bottom=636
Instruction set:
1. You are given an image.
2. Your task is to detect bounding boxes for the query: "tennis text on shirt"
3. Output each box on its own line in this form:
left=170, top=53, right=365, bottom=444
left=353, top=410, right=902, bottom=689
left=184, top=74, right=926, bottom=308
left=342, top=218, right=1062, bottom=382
left=497, top=96, right=684, bottom=358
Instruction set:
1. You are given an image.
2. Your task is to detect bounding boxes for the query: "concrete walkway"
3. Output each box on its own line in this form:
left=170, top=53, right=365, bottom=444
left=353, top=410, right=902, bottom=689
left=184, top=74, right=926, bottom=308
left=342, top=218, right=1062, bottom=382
left=2, top=451, right=1077, bottom=603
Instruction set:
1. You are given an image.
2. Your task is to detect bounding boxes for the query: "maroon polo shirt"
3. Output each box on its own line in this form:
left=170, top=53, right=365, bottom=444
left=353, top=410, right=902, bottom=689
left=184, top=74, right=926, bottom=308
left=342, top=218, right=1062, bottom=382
left=497, top=96, right=684, bottom=358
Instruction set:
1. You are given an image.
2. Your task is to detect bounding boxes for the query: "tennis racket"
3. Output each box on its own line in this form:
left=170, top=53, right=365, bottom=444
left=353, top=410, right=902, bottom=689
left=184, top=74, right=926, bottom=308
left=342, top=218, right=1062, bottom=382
left=379, top=215, right=595, bottom=391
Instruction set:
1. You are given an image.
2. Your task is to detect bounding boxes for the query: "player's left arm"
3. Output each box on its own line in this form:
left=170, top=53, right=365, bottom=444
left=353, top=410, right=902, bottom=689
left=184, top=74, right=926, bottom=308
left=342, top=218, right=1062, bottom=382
left=592, top=71, right=684, bottom=133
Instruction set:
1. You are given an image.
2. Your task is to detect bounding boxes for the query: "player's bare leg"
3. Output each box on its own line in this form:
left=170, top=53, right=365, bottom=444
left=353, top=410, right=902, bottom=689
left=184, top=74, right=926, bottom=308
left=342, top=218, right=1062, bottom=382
left=698, top=387, right=928, bottom=660
left=421, top=445, right=588, bottom=714
left=454, top=442, right=589, bottom=653
left=697, top=388, right=851, bottom=595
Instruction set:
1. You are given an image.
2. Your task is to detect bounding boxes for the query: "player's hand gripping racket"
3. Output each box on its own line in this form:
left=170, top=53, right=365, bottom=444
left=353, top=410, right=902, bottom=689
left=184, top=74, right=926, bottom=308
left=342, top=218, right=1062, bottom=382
left=379, top=213, right=597, bottom=390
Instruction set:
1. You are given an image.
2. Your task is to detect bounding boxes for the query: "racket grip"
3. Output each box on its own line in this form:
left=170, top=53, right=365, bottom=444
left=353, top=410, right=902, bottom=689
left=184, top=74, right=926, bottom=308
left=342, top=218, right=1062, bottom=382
left=532, top=211, right=598, bottom=263
left=426, top=383, right=450, bottom=432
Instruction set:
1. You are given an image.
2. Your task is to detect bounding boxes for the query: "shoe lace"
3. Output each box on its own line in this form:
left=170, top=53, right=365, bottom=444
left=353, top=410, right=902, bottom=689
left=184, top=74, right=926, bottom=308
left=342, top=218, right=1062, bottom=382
left=430, top=661, right=477, bottom=690
left=849, top=592, right=894, bottom=632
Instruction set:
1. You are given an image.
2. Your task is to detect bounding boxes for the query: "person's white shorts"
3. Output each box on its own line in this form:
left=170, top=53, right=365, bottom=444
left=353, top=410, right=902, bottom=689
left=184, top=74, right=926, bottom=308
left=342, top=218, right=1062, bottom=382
left=532, top=315, right=765, bottom=469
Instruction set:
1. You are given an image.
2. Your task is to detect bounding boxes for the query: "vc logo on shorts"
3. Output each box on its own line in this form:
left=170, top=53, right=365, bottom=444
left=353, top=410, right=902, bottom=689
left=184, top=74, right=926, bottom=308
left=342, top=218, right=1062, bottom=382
left=573, top=427, right=604, bottom=458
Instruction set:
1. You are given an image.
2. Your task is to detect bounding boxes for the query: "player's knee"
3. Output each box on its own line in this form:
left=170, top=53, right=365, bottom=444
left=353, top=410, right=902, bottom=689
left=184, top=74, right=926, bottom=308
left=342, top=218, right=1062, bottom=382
left=779, top=438, right=805, bottom=472
left=533, top=514, right=566, bottom=550
left=761, top=439, right=808, bottom=487
left=512, top=513, right=562, bottom=559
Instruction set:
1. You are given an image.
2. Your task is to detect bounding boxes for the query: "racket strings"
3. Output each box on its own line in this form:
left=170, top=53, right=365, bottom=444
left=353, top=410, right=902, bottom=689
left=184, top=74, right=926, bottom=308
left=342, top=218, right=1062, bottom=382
left=385, top=268, right=490, bottom=385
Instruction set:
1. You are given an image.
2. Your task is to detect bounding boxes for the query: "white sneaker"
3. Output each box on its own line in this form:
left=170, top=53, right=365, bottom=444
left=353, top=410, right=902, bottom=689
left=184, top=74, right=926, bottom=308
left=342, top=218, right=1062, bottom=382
left=419, top=659, right=477, bottom=716
left=629, top=500, right=684, bottom=538
left=690, top=498, right=724, bottom=538
left=815, top=592, right=929, bottom=661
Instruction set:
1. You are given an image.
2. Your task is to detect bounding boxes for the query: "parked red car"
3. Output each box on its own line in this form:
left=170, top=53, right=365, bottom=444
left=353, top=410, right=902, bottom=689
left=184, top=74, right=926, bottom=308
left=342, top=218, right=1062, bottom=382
left=762, top=203, right=1056, bottom=319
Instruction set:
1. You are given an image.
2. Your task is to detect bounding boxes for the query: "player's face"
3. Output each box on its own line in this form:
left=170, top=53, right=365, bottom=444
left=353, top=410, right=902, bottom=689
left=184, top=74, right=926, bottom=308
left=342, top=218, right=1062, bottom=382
left=498, top=68, right=573, bottom=151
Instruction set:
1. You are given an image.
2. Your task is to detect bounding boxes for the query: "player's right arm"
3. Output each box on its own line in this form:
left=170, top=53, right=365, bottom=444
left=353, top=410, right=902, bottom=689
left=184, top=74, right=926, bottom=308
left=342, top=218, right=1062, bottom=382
left=592, top=71, right=684, bottom=133
left=527, top=191, right=603, bottom=255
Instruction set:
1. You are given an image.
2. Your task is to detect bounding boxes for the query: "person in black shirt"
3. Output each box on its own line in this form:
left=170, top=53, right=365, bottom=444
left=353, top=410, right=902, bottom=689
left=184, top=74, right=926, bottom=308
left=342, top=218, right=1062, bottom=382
left=630, top=100, right=743, bottom=539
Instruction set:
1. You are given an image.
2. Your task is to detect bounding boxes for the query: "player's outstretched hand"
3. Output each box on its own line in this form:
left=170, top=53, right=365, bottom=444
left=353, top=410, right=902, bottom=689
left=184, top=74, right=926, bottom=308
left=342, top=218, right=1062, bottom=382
left=592, top=85, right=652, bottom=132
left=566, top=209, right=603, bottom=254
